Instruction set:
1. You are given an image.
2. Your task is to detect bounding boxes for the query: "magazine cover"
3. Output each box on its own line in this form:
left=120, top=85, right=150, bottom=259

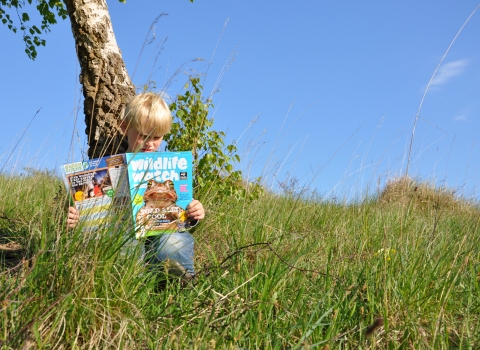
left=60, top=154, right=129, bottom=230
left=125, top=151, right=193, bottom=239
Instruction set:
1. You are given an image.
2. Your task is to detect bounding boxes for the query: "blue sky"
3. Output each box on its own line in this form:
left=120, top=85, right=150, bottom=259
left=1, top=1, right=479, bottom=199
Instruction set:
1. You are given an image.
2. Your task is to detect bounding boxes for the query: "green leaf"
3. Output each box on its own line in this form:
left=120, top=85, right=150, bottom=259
left=21, top=12, right=29, bottom=21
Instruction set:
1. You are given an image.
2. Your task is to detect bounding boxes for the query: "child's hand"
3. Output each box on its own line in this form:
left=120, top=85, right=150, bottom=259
left=66, top=206, right=79, bottom=228
left=186, top=200, right=205, bottom=221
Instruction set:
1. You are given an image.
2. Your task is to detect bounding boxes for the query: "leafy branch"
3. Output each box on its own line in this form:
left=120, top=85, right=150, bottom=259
left=0, top=0, right=67, bottom=59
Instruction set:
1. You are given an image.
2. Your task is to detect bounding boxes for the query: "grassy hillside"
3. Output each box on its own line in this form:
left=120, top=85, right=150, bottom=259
left=1, top=172, right=479, bottom=348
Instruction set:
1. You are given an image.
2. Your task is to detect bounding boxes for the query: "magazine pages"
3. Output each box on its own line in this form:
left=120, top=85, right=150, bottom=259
left=125, top=151, right=193, bottom=239
left=60, top=154, right=129, bottom=230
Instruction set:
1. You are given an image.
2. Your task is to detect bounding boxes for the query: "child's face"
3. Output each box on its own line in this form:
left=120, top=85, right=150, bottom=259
left=124, top=127, right=163, bottom=153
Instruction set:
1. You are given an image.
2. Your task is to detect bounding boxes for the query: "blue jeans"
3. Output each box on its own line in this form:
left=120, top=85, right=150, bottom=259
left=144, top=232, right=195, bottom=276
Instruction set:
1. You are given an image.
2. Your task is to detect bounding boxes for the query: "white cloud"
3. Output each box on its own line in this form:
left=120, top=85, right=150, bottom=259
left=453, top=115, right=467, bottom=122
left=430, top=59, right=469, bottom=88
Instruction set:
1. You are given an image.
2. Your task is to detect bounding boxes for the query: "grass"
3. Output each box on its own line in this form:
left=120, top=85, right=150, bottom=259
left=1, top=171, right=479, bottom=349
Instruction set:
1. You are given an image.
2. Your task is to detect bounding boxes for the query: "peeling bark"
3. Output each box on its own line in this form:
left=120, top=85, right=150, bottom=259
left=63, top=0, right=135, bottom=158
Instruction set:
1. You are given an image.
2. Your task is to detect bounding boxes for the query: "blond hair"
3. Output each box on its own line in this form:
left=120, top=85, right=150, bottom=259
left=123, top=92, right=172, bottom=136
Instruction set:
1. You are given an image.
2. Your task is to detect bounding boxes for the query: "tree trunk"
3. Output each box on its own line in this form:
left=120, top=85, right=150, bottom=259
left=63, top=0, right=135, bottom=159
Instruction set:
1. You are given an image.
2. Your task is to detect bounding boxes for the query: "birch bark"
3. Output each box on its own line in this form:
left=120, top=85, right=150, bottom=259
left=63, top=0, right=135, bottom=158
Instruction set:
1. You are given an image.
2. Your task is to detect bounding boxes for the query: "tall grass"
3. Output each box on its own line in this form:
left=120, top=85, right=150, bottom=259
left=1, top=170, right=479, bottom=348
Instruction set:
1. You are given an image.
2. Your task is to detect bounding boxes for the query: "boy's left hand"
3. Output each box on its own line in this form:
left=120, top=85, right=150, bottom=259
left=186, top=199, right=205, bottom=221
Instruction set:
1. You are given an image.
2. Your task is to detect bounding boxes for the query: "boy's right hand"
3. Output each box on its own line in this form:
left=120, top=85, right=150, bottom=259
left=67, top=207, right=79, bottom=228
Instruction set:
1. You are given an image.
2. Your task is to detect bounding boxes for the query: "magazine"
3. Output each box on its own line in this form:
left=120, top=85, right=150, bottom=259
left=61, top=151, right=193, bottom=238
left=125, top=151, right=193, bottom=239
left=60, top=154, right=128, bottom=230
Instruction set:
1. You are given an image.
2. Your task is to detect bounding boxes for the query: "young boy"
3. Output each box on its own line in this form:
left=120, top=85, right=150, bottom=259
left=67, top=92, right=205, bottom=281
